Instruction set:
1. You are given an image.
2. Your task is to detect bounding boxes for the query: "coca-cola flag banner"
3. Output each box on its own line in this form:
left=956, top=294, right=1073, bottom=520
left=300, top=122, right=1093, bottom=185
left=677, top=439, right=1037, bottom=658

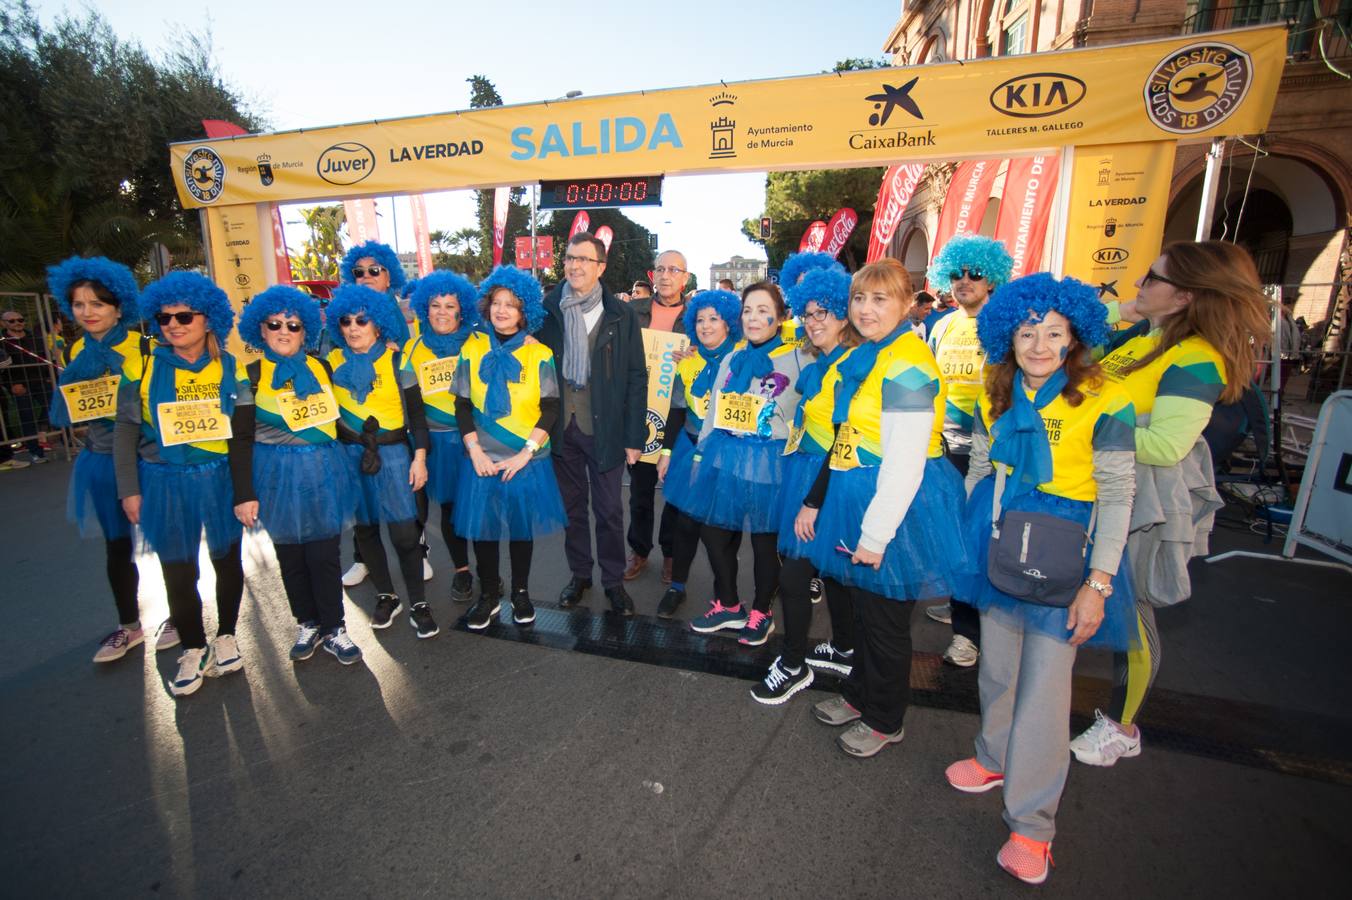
left=822, top=208, right=859, bottom=260
left=344, top=198, right=380, bottom=245
left=994, top=154, right=1060, bottom=279
left=866, top=164, right=925, bottom=263
left=595, top=226, right=614, bottom=254
left=491, top=187, right=509, bottom=267
left=799, top=220, right=827, bottom=252
left=930, top=159, right=1002, bottom=261
left=569, top=211, right=591, bottom=239
left=408, top=194, right=434, bottom=276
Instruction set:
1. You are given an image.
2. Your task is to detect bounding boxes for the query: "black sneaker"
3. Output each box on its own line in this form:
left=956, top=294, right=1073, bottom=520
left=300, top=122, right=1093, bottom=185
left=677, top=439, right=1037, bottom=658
left=409, top=603, right=439, bottom=639
left=371, top=594, right=403, bottom=629
left=605, top=585, right=635, bottom=617
left=466, top=596, right=501, bottom=631
left=809, top=577, right=825, bottom=605
left=449, top=570, right=474, bottom=603
left=805, top=640, right=854, bottom=676
left=510, top=589, right=536, bottom=625
left=750, top=657, right=814, bottom=706
left=656, top=587, right=686, bottom=619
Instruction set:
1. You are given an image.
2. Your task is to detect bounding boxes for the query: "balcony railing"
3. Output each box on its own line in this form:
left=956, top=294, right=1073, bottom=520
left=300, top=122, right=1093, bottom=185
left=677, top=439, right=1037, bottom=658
left=1183, top=2, right=1352, bottom=62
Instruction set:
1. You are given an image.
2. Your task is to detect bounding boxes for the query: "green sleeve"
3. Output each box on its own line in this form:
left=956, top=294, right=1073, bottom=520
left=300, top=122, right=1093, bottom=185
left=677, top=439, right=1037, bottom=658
left=1135, top=393, right=1213, bottom=466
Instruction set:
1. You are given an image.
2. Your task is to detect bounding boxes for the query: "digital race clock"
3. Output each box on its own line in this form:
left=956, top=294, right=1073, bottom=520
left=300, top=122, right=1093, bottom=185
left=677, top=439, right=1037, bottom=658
left=538, top=176, right=663, bottom=210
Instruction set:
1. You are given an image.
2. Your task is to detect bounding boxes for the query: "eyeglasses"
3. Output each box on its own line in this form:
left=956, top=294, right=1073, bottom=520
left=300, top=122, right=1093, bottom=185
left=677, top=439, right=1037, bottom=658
left=265, top=320, right=304, bottom=333
left=338, top=315, right=371, bottom=327
left=155, top=311, right=203, bottom=326
left=1142, top=268, right=1185, bottom=289
left=563, top=254, right=601, bottom=265
left=949, top=268, right=984, bottom=282
left=3, top=316, right=24, bottom=323
left=652, top=266, right=686, bottom=276
left=351, top=265, right=386, bottom=279
left=802, top=308, right=834, bottom=322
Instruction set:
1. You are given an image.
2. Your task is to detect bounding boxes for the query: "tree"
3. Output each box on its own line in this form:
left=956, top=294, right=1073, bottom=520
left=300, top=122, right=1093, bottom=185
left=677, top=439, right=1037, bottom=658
left=466, top=75, right=532, bottom=279
left=291, top=204, right=344, bottom=282
left=429, top=227, right=486, bottom=278
left=536, top=207, right=655, bottom=295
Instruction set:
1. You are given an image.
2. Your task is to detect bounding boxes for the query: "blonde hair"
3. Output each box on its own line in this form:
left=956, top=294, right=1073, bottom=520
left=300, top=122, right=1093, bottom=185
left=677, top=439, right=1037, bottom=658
left=843, top=258, right=914, bottom=345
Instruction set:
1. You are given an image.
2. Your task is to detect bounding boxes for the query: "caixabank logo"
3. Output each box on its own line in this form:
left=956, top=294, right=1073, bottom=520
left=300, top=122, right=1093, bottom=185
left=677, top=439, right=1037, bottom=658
left=1144, top=42, right=1252, bottom=135
left=183, top=146, right=225, bottom=203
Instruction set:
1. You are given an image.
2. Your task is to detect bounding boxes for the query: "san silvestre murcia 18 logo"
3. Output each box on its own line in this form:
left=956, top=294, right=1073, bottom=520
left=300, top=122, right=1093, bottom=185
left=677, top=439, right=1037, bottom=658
left=1144, top=42, right=1253, bottom=135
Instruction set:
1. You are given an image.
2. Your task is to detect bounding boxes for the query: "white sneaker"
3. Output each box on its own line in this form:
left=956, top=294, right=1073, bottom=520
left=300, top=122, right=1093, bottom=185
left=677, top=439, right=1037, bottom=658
left=925, top=602, right=952, bottom=624
left=1070, top=709, right=1142, bottom=766
left=422, top=557, right=434, bottom=582
left=942, top=634, right=979, bottom=667
left=169, top=646, right=215, bottom=697
left=341, top=561, right=369, bottom=587
left=209, top=634, right=243, bottom=676
left=154, top=620, right=181, bottom=651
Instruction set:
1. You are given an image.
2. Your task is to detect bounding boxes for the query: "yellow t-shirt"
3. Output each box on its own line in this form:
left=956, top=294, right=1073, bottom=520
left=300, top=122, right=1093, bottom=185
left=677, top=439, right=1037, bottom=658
left=252, top=356, right=338, bottom=443
left=931, top=311, right=986, bottom=434
left=454, top=332, right=558, bottom=460
left=140, top=355, right=236, bottom=459
left=837, top=331, right=946, bottom=468
left=327, top=346, right=407, bottom=433
left=402, top=336, right=459, bottom=430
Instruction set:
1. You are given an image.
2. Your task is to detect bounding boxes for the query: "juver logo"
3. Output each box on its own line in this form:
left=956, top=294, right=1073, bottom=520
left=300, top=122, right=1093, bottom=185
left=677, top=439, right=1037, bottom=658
left=317, top=143, right=376, bottom=186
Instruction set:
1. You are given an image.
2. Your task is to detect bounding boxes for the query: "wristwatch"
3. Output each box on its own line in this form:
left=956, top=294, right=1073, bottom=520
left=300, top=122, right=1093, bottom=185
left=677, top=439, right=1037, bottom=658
left=1083, top=577, right=1113, bottom=598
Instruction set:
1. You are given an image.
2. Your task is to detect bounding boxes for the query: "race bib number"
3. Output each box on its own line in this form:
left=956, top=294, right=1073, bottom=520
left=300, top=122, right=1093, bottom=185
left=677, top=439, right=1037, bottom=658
left=715, top=392, right=765, bottom=434
left=417, top=356, right=458, bottom=396
left=275, top=388, right=339, bottom=430
left=829, top=422, right=863, bottom=471
left=783, top=424, right=805, bottom=456
left=61, top=375, right=119, bottom=424
left=938, top=345, right=984, bottom=385
left=157, top=400, right=232, bottom=446
left=689, top=393, right=710, bottom=423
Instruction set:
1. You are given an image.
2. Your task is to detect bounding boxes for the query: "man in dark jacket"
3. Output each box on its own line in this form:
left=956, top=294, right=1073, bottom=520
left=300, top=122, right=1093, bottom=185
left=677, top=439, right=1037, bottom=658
left=620, top=250, right=689, bottom=584
left=538, top=233, right=648, bottom=615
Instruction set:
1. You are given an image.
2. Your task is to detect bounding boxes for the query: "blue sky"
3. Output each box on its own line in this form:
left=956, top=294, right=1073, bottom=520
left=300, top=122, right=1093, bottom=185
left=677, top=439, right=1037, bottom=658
left=32, top=0, right=902, bottom=282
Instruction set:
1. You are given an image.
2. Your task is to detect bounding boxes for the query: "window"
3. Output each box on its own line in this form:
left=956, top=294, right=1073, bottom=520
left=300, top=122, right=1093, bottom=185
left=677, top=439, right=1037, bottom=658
left=1003, top=12, right=1028, bottom=56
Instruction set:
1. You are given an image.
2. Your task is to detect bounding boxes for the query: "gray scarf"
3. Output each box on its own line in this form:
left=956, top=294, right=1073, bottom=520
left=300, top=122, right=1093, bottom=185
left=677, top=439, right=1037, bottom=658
left=559, top=281, right=603, bottom=388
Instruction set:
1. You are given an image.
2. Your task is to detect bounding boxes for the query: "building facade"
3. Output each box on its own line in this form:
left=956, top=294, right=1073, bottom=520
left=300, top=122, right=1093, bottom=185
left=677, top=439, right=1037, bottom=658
left=710, top=255, right=768, bottom=290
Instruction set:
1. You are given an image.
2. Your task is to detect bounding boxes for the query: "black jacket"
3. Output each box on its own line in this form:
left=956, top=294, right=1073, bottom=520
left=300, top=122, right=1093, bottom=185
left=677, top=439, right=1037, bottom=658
left=539, top=284, right=648, bottom=471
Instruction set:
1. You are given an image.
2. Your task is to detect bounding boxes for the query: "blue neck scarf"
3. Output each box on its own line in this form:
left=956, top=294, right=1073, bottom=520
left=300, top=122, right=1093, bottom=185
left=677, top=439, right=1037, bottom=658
left=725, top=333, right=783, bottom=393
left=149, top=345, right=237, bottom=456
left=50, top=322, right=129, bottom=427
left=989, top=368, right=1067, bottom=503
left=479, top=328, right=527, bottom=419
left=263, top=346, right=322, bottom=399
left=421, top=324, right=472, bottom=360
left=793, top=343, right=847, bottom=430
left=832, top=323, right=908, bottom=424
left=689, top=335, right=737, bottom=399
left=332, top=343, right=387, bottom=404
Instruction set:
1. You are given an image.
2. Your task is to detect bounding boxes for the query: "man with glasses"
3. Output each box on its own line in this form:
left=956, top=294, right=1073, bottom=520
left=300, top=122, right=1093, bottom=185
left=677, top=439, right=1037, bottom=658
left=1, top=309, right=52, bottom=465
left=539, top=232, right=648, bottom=616
left=922, top=235, right=1014, bottom=668
left=623, top=250, right=690, bottom=584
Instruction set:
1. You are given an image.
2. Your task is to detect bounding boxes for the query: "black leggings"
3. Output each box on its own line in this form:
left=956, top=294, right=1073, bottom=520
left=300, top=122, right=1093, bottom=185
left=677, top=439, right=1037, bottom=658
left=161, top=542, right=244, bottom=650
left=700, top=525, right=779, bottom=613
left=778, top=555, right=853, bottom=669
left=438, top=502, right=471, bottom=570
left=667, top=509, right=712, bottom=585
left=274, top=536, right=345, bottom=633
left=473, top=540, right=533, bottom=594
left=353, top=520, right=426, bottom=606
left=107, top=537, right=140, bottom=626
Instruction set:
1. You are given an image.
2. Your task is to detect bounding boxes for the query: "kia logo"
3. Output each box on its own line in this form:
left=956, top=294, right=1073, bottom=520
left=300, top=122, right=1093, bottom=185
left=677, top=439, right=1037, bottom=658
left=317, top=142, right=376, bottom=185
left=1092, top=247, right=1129, bottom=264
left=990, top=73, right=1086, bottom=118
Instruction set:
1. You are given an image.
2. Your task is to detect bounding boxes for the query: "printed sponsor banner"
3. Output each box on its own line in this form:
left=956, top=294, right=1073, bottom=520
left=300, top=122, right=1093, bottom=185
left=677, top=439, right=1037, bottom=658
left=343, top=198, right=380, bottom=244
left=492, top=187, right=509, bottom=267
left=569, top=211, right=591, bottom=238
left=169, top=28, right=1285, bottom=208
left=821, top=207, right=859, bottom=259
left=867, top=163, right=925, bottom=263
left=930, top=159, right=1002, bottom=259
left=799, top=220, right=827, bottom=252
left=995, top=154, right=1060, bottom=278
left=204, top=204, right=270, bottom=360
left=408, top=194, right=434, bottom=276
left=1062, top=141, right=1176, bottom=301
left=269, top=206, right=292, bottom=284
left=640, top=328, right=691, bottom=464
left=595, top=226, right=614, bottom=254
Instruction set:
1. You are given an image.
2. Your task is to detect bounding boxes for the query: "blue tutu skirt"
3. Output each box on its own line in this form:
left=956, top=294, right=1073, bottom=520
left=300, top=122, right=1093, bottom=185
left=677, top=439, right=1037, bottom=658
left=426, top=428, right=465, bottom=506
left=137, top=458, right=242, bottom=563
left=254, top=442, right=356, bottom=545
left=777, top=450, right=827, bottom=559
left=346, top=442, right=419, bottom=525
left=809, top=456, right=971, bottom=599
left=454, top=456, right=566, bottom=541
left=955, top=477, right=1138, bottom=651
left=67, top=449, right=130, bottom=540
left=687, top=430, right=786, bottom=533
left=659, top=430, right=702, bottom=516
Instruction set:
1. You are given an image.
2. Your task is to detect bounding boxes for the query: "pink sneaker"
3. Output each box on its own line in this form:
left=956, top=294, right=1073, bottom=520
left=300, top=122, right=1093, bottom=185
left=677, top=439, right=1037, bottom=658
left=945, top=758, right=1004, bottom=793
left=689, top=599, right=748, bottom=634
left=997, top=833, right=1053, bottom=885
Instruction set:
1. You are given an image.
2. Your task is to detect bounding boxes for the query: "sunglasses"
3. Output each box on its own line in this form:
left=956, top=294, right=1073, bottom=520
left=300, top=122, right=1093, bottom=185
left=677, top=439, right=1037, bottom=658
left=351, top=265, right=386, bottom=279
left=338, top=315, right=371, bottom=327
left=265, top=320, right=304, bottom=333
left=1142, top=268, right=1185, bottom=289
left=155, top=311, right=204, bottom=326
left=949, top=268, right=984, bottom=282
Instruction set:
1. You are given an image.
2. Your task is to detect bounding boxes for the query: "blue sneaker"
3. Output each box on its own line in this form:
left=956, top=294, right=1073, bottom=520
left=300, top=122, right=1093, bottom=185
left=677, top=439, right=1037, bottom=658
left=690, top=600, right=747, bottom=634
left=737, top=609, right=774, bottom=646
left=322, top=627, right=363, bottom=666
left=290, top=622, right=321, bottom=661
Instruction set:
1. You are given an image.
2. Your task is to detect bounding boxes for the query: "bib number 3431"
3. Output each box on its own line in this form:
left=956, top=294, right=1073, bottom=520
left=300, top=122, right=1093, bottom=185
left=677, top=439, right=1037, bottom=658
left=715, top=392, right=765, bottom=434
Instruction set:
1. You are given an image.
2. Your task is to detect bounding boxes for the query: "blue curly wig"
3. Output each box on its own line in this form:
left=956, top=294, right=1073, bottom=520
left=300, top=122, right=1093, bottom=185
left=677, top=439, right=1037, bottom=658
left=400, top=277, right=419, bottom=300
left=477, top=266, right=546, bottom=335
left=976, top=273, right=1110, bottom=365
left=339, top=240, right=407, bottom=293
left=682, top=289, right=743, bottom=340
left=139, top=272, right=235, bottom=341
left=780, top=251, right=845, bottom=288
left=47, top=256, right=140, bottom=318
left=927, top=235, right=1014, bottom=291
left=326, top=284, right=408, bottom=347
left=787, top=267, right=851, bottom=321
left=411, top=271, right=480, bottom=333
left=238, top=285, right=324, bottom=353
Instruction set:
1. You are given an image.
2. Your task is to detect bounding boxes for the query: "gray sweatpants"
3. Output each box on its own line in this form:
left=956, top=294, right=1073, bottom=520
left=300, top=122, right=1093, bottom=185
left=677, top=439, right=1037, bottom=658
left=974, top=606, right=1077, bottom=842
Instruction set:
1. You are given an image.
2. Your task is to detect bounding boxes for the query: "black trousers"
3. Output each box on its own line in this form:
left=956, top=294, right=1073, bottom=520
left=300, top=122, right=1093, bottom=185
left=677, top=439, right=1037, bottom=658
left=554, top=420, right=626, bottom=589
left=627, top=460, right=677, bottom=559
left=667, top=508, right=712, bottom=586
left=474, top=540, right=533, bottom=594
left=779, top=555, right=853, bottom=670
left=107, top=537, right=140, bottom=626
left=700, top=525, right=779, bottom=613
left=353, top=520, right=425, bottom=606
left=161, top=542, right=244, bottom=650
left=437, top=502, right=471, bottom=570
left=839, top=587, right=914, bottom=735
left=275, top=536, right=345, bottom=633
left=943, top=446, right=981, bottom=646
